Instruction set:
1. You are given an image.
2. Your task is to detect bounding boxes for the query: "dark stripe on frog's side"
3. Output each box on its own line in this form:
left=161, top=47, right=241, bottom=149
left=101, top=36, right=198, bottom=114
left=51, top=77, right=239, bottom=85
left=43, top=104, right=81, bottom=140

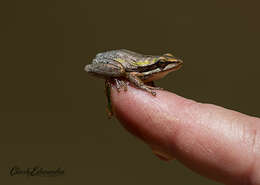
left=125, top=61, right=171, bottom=73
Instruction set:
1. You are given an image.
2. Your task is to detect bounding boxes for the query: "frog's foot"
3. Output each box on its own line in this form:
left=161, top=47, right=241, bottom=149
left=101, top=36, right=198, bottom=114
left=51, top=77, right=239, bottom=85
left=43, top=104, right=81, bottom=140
left=147, top=85, right=163, bottom=91
left=114, top=78, right=129, bottom=92
left=141, top=85, right=160, bottom=96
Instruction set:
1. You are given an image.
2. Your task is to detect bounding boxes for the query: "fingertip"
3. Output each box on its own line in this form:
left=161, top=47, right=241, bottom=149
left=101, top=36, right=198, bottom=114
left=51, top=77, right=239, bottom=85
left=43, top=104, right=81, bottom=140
left=110, top=85, right=260, bottom=184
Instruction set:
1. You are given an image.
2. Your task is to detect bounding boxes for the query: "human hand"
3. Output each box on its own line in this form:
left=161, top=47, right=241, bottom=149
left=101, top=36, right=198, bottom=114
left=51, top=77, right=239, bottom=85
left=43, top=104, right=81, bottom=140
left=111, top=86, right=260, bottom=185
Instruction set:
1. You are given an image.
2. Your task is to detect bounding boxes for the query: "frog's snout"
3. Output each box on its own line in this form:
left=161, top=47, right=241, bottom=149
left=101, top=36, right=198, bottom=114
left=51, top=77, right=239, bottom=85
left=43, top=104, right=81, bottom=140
left=176, top=59, right=183, bottom=65
left=170, top=59, right=183, bottom=71
left=172, top=59, right=183, bottom=69
left=176, top=59, right=183, bottom=69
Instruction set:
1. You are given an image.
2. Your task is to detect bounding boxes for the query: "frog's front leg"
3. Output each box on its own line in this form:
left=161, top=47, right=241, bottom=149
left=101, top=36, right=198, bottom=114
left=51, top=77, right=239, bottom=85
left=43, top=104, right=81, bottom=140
left=126, top=72, right=161, bottom=96
left=145, top=81, right=156, bottom=87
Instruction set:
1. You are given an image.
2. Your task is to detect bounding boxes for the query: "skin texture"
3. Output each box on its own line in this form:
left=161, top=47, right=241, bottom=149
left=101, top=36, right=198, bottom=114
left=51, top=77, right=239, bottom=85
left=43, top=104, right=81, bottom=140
left=110, top=85, right=260, bottom=185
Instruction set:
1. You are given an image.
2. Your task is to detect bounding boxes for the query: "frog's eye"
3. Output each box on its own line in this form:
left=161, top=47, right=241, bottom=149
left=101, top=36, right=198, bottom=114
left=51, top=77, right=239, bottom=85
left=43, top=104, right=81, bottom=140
left=157, top=60, right=168, bottom=69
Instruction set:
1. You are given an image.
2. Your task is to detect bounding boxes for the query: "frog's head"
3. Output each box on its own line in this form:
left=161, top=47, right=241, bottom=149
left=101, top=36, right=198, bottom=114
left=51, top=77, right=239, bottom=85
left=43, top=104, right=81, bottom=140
left=141, top=53, right=183, bottom=82
left=157, top=53, right=183, bottom=71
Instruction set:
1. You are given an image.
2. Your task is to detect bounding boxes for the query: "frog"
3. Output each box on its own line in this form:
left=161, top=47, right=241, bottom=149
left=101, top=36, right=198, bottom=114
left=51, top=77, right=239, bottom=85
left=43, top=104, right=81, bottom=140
left=84, top=49, right=183, bottom=117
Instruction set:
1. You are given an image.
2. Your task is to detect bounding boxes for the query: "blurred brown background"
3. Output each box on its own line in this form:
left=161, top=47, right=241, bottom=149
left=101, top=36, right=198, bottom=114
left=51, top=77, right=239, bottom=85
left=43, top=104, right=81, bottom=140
left=0, top=0, right=259, bottom=184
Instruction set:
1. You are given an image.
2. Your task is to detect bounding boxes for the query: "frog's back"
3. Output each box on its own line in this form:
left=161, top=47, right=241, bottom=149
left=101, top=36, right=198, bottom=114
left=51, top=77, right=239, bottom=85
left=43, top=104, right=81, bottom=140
left=95, top=49, right=142, bottom=60
left=94, top=49, right=158, bottom=69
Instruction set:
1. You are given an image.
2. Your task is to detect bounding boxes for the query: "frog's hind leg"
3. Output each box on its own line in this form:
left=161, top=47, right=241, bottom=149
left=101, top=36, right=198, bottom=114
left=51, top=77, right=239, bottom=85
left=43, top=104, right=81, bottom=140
left=105, top=78, right=129, bottom=118
left=105, top=80, right=113, bottom=118
left=85, top=59, right=125, bottom=79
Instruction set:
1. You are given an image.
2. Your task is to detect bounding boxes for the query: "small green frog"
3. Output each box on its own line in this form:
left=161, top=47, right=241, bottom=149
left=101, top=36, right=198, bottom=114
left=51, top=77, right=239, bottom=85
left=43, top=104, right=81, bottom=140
left=85, top=49, right=183, bottom=117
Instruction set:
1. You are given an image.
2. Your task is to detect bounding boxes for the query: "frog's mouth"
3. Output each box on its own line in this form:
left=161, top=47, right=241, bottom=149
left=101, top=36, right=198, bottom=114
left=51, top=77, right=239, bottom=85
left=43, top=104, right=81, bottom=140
left=164, top=60, right=183, bottom=71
